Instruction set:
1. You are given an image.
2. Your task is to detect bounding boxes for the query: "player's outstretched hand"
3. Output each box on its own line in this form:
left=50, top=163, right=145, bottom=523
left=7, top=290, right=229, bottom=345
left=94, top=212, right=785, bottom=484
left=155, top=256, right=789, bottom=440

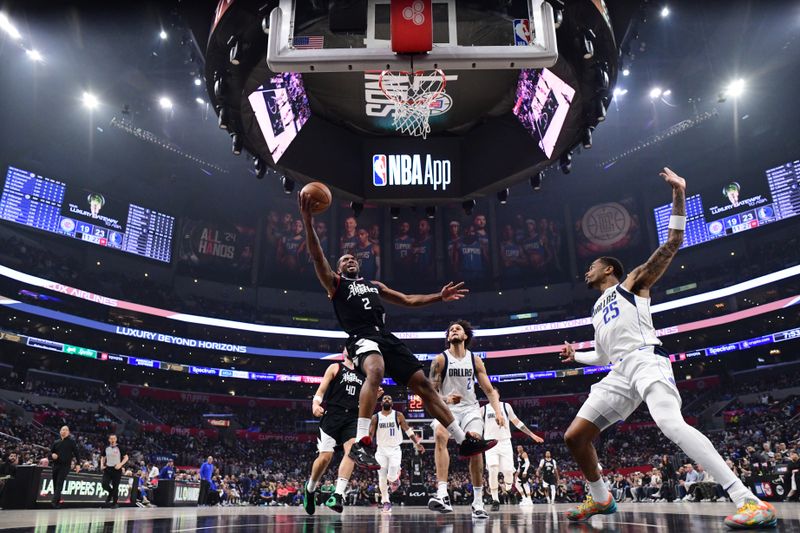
left=441, top=281, right=469, bottom=302
left=297, top=191, right=314, bottom=220
left=530, top=433, right=544, bottom=443
left=559, top=341, right=576, bottom=364
left=660, top=167, right=685, bottom=191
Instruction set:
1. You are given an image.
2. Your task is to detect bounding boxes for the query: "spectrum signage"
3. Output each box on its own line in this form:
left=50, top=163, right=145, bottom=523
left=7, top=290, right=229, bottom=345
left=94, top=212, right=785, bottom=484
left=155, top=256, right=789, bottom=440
left=363, top=139, right=460, bottom=199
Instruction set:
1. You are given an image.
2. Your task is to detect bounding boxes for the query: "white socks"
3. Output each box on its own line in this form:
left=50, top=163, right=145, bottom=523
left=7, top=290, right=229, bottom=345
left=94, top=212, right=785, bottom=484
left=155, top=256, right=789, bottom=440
left=306, top=479, right=318, bottom=492
left=437, top=481, right=448, bottom=498
left=588, top=478, right=610, bottom=503
left=356, top=418, right=371, bottom=443
left=473, top=486, right=484, bottom=508
left=335, top=477, right=348, bottom=495
left=446, top=421, right=466, bottom=444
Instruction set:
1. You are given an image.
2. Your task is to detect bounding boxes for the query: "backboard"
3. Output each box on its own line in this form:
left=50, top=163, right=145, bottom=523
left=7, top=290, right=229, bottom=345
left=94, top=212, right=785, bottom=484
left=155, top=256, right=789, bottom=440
left=267, top=0, right=558, bottom=73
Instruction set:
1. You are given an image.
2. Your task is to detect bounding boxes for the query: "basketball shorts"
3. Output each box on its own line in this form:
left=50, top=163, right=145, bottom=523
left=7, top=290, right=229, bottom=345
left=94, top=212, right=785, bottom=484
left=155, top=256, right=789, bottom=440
left=346, top=332, right=423, bottom=386
left=484, top=440, right=514, bottom=472
left=576, top=347, right=682, bottom=432
left=317, top=408, right=358, bottom=453
left=376, top=446, right=403, bottom=479
left=431, top=404, right=483, bottom=435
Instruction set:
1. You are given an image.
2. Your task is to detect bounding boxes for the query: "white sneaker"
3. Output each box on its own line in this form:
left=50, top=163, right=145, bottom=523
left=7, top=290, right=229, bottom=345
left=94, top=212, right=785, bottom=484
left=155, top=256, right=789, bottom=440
left=427, top=495, right=453, bottom=514
left=471, top=504, right=489, bottom=519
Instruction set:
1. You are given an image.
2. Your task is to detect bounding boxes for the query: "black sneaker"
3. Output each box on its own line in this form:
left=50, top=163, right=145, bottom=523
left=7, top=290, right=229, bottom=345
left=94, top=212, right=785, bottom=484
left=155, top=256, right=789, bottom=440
left=325, top=492, right=344, bottom=513
left=427, top=495, right=453, bottom=513
left=349, top=442, right=381, bottom=470
left=458, top=435, right=497, bottom=458
left=471, top=504, right=489, bottom=519
left=491, top=500, right=500, bottom=511
left=303, top=486, right=316, bottom=515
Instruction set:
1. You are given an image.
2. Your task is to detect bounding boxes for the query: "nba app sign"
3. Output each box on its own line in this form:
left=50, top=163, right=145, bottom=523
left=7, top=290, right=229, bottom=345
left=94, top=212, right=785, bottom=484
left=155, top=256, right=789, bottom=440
left=372, top=154, right=451, bottom=191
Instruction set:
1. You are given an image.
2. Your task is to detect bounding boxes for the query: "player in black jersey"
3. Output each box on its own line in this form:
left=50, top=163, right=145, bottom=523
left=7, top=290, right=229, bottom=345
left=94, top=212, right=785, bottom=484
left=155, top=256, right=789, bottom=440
left=536, top=450, right=561, bottom=504
left=299, top=193, right=496, bottom=471
left=302, top=356, right=382, bottom=515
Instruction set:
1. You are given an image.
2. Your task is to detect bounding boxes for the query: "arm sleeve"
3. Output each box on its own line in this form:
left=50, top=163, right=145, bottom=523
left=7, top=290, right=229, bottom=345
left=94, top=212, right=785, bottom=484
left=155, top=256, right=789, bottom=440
left=539, top=459, right=545, bottom=468
left=574, top=350, right=611, bottom=366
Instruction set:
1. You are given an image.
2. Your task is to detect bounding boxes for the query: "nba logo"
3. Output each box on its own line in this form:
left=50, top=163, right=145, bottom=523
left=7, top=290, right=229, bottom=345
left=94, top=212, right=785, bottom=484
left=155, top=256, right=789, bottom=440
left=513, top=19, right=531, bottom=46
left=373, top=154, right=387, bottom=186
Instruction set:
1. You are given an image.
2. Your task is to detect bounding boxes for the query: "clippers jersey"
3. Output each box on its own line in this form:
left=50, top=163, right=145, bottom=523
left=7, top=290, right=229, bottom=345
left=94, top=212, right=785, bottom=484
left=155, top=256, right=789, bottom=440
left=331, top=276, right=386, bottom=335
left=323, top=362, right=365, bottom=411
left=439, top=350, right=478, bottom=409
left=540, top=458, right=557, bottom=482
left=376, top=410, right=402, bottom=448
left=481, top=402, right=515, bottom=441
left=591, top=284, right=662, bottom=365
left=354, top=243, right=378, bottom=280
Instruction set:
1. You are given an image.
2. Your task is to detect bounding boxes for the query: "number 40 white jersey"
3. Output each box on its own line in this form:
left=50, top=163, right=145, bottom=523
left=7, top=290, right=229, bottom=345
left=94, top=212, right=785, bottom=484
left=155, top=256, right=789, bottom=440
left=376, top=410, right=402, bottom=448
left=591, top=284, right=663, bottom=365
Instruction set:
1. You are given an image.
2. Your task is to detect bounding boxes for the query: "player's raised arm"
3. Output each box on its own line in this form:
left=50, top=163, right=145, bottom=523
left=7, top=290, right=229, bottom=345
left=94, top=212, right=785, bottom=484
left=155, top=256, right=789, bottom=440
left=298, top=192, right=337, bottom=297
left=473, top=356, right=504, bottom=427
left=397, top=412, right=425, bottom=453
left=506, top=404, right=544, bottom=443
left=560, top=341, right=610, bottom=366
left=623, top=168, right=686, bottom=297
left=311, top=363, right=340, bottom=417
left=373, top=281, right=468, bottom=308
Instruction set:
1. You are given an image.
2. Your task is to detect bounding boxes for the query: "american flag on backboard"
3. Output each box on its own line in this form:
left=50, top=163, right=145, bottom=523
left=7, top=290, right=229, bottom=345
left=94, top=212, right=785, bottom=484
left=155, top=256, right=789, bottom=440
left=292, top=36, right=324, bottom=49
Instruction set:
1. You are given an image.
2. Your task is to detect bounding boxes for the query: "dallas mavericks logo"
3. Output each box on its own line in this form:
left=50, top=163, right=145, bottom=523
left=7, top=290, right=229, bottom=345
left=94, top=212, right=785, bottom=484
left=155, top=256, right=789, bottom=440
left=373, top=154, right=387, bottom=186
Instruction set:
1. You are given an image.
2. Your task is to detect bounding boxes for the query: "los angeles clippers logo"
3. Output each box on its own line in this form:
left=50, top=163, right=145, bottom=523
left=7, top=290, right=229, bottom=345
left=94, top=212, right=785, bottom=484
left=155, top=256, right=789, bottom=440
left=373, top=154, right=387, bottom=186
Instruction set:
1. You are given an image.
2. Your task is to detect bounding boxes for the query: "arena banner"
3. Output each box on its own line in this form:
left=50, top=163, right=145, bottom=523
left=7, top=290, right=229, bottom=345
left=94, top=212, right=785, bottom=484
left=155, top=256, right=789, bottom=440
left=391, top=210, right=436, bottom=284
left=119, top=383, right=306, bottom=408
left=574, top=196, right=644, bottom=260
left=139, top=423, right=219, bottom=439
left=36, top=468, right=134, bottom=505
left=234, top=430, right=316, bottom=443
left=177, top=219, right=255, bottom=274
left=442, top=199, right=491, bottom=282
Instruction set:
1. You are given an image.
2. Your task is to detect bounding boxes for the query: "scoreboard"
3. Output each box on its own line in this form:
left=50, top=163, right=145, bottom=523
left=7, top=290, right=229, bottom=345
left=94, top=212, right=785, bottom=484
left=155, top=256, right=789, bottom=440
left=406, top=394, right=426, bottom=419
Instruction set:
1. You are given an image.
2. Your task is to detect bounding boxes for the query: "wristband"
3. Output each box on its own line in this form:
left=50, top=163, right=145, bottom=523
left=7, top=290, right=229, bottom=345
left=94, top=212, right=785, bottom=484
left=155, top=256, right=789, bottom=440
left=406, top=428, right=416, bottom=438
left=313, top=395, right=323, bottom=404
left=668, top=215, right=686, bottom=231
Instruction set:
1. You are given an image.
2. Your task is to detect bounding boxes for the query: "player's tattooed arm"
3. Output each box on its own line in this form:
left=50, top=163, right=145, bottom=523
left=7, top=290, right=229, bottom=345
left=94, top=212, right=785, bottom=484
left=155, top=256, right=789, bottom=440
left=428, top=354, right=444, bottom=395
left=369, top=414, right=378, bottom=440
left=625, top=168, right=686, bottom=296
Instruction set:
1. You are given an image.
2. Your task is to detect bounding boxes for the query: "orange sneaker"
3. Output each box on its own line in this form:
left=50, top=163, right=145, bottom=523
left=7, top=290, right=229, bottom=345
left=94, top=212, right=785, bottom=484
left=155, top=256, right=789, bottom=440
left=565, top=494, right=617, bottom=521
left=724, top=499, right=777, bottom=529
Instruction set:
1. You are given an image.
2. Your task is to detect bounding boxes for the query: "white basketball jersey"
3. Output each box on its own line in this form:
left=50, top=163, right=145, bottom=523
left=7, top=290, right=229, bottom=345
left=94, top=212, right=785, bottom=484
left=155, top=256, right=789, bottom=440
left=439, top=350, right=478, bottom=408
left=591, top=284, right=662, bottom=365
left=482, top=402, right=514, bottom=441
left=376, top=410, right=402, bottom=448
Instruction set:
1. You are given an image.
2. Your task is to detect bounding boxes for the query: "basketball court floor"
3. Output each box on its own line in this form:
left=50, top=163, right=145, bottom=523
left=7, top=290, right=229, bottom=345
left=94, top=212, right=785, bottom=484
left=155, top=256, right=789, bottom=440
left=0, top=503, right=796, bottom=532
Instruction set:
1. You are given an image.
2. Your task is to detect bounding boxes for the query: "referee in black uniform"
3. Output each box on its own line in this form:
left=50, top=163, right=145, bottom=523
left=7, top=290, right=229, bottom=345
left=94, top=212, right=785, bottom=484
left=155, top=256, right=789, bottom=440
left=50, top=426, right=81, bottom=508
left=299, top=193, right=496, bottom=470
left=101, top=434, right=128, bottom=508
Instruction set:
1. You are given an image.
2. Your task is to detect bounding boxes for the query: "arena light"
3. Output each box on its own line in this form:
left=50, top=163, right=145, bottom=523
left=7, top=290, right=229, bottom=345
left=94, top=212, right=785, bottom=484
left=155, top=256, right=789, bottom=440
left=390, top=207, right=400, bottom=220
left=254, top=158, right=267, bottom=179
left=560, top=152, right=572, bottom=174
left=0, top=13, right=21, bottom=40
left=218, top=107, right=229, bottom=130
left=663, top=89, right=672, bottom=96
left=462, top=199, right=476, bottom=215
left=231, top=133, right=242, bottom=155
left=26, top=49, right=44, bottom=62
left=581, top=29, right=595, bottom=60
left=595, top=98, right=607, bottom=122
left=228, top=37, right=241, bottom=65
left=622, top=68, right=630, bottom=76
left=194, top=78, right=202, bottom=87
left=425, top=206, right=436, bottom=219
left=82, top=92, right=99, bottom=110
left=350, top=201, right=363, bottom=218
left=613, top=87, right=628, bottom=97
left=660, top=6, right=670, bottom=18
left=649, top=87, right=663, bottom=99
left=159, top=30, right=168, bottom=40
left=195, top=97, right=206, bottom=105
left=496, top=189, right=509, bottom=205
left=281, top=176, right=295, bottom=194
left=725, top=79, right=746, bottom=99
left=582, top=127, right=593, bottom=149
left=530, top=172, right=543, bottom=191
left=158, top=96, right=173, bottom=110
left=214, top=77, right=226, bottom=100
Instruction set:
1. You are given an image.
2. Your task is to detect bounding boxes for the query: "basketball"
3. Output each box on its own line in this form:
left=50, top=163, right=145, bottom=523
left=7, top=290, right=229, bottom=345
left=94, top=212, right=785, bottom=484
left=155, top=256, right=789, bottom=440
left=301, top=182, right=332, bottom=215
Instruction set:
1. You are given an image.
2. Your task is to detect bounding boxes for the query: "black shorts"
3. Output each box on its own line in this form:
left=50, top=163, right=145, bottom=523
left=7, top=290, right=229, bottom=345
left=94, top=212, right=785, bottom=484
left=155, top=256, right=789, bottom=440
left=345, top=331, right=423, bottom=386
left=318, top=408, right=358, bottom=453
left=517, top=471, right=529, bottom=483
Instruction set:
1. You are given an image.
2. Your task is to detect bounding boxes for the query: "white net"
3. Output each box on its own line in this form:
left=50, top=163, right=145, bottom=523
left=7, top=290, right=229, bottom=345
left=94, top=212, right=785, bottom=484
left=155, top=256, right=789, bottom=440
left=379, top=70, right=447, bottom=139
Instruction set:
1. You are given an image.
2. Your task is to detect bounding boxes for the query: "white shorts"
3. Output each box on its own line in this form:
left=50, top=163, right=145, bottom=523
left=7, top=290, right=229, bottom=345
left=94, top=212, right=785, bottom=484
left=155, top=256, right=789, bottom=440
left=431, top=404, right=483, bottom=435
left=484, top=441, right=514, bottom=472
left=376, top=446, right=402, bottom=477
left=576, top=349, right=681, bottom=431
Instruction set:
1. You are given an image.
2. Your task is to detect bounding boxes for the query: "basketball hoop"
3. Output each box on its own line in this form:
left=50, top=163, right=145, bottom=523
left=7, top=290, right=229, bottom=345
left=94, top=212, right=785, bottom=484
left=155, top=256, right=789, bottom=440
left=379, top=69, right=447, bottom=139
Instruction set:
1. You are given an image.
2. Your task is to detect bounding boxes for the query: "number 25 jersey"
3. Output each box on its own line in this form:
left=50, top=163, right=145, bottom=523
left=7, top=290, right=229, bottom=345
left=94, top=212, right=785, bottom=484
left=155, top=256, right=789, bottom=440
left=591, top=284, right=661, bottom=365
left=332, top=275, right=387, bottom=335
